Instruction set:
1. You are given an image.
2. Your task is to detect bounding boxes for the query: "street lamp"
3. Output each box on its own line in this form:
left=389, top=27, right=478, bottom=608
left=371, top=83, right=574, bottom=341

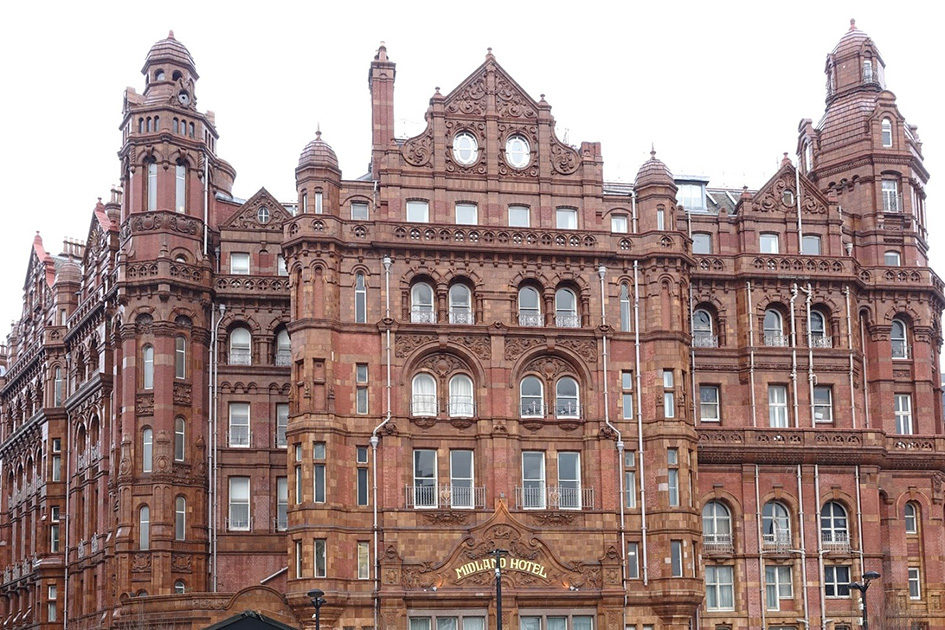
left=492, top=549, right=508, bottom=630
left=849, top=570, right=881, bottom=630
left=308, top=589, right=326, bottom=630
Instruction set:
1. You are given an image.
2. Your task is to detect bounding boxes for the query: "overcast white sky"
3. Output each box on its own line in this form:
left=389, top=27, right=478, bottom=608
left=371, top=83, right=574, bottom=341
left=0, top=0, right=939, bottom=331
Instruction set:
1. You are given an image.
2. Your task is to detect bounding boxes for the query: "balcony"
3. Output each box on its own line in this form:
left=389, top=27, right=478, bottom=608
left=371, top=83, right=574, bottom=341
left=514, top=485, right=595, bottom=510
left=554, top=401, right=580, bottom=419
left=763, top=333, right=789, bottom=347
left=227, top=428, right=250, bottom=448
left=405, top=484, right=486, bottom=509
left=226, top=515, right=252, bottom=531
left=693, top=333, right=718, bottom=348
left=810, top=336, right=833, bottom=348
left=703, top=533, right=734, bottom=554
left=520, top=401, right=545, bottom=418
left=822, top=531, right=850, bottom=552
left=555, top=314, right=580, bottom=328
left=229, top=349, right=252, bottom=366
left=448, top=396, right=474, bottom=417
left=411, top=395, right=438, bottom=417
left=411, top=309, right=436, bottom=324
left=449, top=309, right=474, bottom=324
left=762, top=531, right=791, bottom=552
left=519, top=312, right=543, bottom=327
left=275, top=349, right=291, bottom=366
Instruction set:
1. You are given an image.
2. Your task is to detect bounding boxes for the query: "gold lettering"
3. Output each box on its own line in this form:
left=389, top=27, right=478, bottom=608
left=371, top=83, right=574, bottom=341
left=537, top=564, right=547, bottom=579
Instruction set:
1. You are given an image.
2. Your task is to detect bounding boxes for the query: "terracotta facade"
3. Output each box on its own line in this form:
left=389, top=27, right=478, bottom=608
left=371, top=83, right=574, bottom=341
left=1, top=21, right=942, bottom=630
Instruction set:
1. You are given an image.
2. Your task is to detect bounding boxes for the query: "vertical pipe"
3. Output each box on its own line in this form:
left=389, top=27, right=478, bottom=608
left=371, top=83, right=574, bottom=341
left=755, top=465, right=766, bottom=629
left=372, top=255, right=393, bottom=630
left=795, top=157, right=804, bottom=250
left=208, top=304, right=216, bottom=591
left=633, top=261, right=648, bottom=585
left=844, top=287, right=857, bottom=429
left=63, top=414, right=71, bottom=628
left=747, top=282, right=757, bottom=427
left=797, top=465, right=811, bottom=628
left=802, top=284, right=816, bottom=427
left=203, top=152, right=209, bottom=256
left=859, top=316, right=871, bottom=428
left=790, top=285, right=799, bottom=427
left=814, top=465, right=826, bottom=630
left=631, top=190, right=638, bottom=234
left=855, top=465, right=865, bottom=578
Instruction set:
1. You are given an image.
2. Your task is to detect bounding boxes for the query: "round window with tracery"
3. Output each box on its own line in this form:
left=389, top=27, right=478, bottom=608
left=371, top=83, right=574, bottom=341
left=257, top=206, right=270, bottom=224
left=505, top=135, right=530, bottom=169
left=452, top=132, right=479, bottom=165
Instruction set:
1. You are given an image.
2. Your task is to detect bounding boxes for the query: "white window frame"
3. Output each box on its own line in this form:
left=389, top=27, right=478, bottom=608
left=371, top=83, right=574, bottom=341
left=905, top=502, right=918, bottom=534
left=142, top=345, right=154, bottom=390
left=351, top=201, right=369, bottom=220
left=449, top=284, right=474, bottom=324
left=555, top=207, right=578, bottom=230
left=518, top=286, right=542, bottom=327
left=407, top=200, right=430, bottom=223
left=760, top=232, right=780, bottom=254
left=820, top=501, right=848, bottom=545
left=765, top=564, right=793, bottom=611
left=448, top=374, right=474, bottom=418
left=175, top=163, right=186, bottom=212
left=313, top=442, right=326, bottom=503
left=508, top=205, right=530, bottom=227
left=670, top=540, right=683, bottom=577
left=229, top=327, right=252, bottom=365
left=702, top=501, right=732, bottom=545
left=139, top=505, right=150, bottom=550
left=174, top=416, right=185, bottom=461
left=692, top=233, right=712, bottom=254
left=662, top=369, right=675, bottom=418
left=611, top=215, right=629, bottom=234
left=813, top=385, right=833, bottom=423
left=142, top=428, right=153, bottom=473
left=228, top=402, right=251, bottom=447
left=521, top=451, right=546, bottom=509
left=175, top=496, right=186, bottom=541
left=555, top=377, right=580, bottom=419
left=884, top=250, right=901, bottom=266
left=314, top=538, right=327, bottom=577
left=802, top=234, right=822, bottom=255
left=175, top=335, right=186, bottom=379
left=908, top=567, right=921, bottom=599
left=358, top=541, right=371, bottom=579
left=450, top=449, right=475, bottom=509
left=276, top=403, right=289, bottom=447
left=699, top=385, right=720, bottom=422
left=881, top=117, right=893, bottom=147
left=621, top=371, right=634, bottom=420
left=411, top=282, right=436, bottom=323
left=557, top=452, right=582, bottom=510
left=623, top=451, right=636, bottom=509
left=276, top=477, right=288, bottom=530
left=230, top=252, right=250, bottom=275
left=823, top=565, right=851, bottom=598
left=411, top=373, right=437, bottom=417
left=882, top=179, right=900, bottom=212
left=891, top=318, right=909, bottom=359
left=555, top=288, right=579, bottom=328
left=627, top=541, right=639, bottom=579
left=228, top=477, right=251, bottom=531
left=455, top=203, right=478, bottom=225
left=413, top=449, right=438, bottom=509
left=894, top=393, right=913, bottom=434
left=355, top=272, right=367, bottom=323
left=356, top=364, right=369, bottom=415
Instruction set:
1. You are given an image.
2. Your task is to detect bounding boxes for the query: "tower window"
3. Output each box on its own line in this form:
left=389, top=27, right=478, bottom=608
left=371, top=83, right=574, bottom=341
left=881, top=118, right=893, bottom=147
left=882, top=180, right=900, bottom=212
left=175, top=163, right=186, bottom=212
left=155, top=69, right=165, bottom=81
left=863, top=59, right=873, bottom=83
left=257, top=206, right=270, bottom=224
left=147, top=161, right=158, bottom=211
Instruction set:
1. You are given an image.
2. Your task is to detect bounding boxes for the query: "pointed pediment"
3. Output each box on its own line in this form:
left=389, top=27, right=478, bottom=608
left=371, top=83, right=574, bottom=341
left=220, top=187, right=293, bottom=231
left=747, top=162, right=830, bottom=215
left=443, top=55, right=540, bottom=120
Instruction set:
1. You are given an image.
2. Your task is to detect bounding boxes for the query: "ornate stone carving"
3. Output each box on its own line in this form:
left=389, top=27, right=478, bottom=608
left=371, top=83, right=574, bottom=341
left=171, top=553, right=193, bottom=573
left=131, top=552, right=151, bottom=573
left=395, top=333, right=436, bottom=358
left=402, top=129, right=434, bottom=168
left=420, top=511, right=471, bottom=525
left=173, top=382, right=192, bottom=405
left=417, top=353, right=467, bottom=377
left=456, top=335, right=491, bottom=360
left=557, top=338, right=597, bottom=362
left=505, top=336, right=545, bottom=361
left=550, top=140, right=580, bottom=175
left=446, top=77, right=487, bottom=116
left=528, top=512, right=575, bottom=526
left=523, top=356, right=571, bottom=380
left=495, top=76, right=536, bottom=119
left=135, top=393, right=154, bottom=416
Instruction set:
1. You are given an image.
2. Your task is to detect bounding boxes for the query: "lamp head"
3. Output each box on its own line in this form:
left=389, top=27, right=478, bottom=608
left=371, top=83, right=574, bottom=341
left=307, top=589, right=325, bottom=607
left=849, top=581, right=864, bottom=591
left=864, top=571, right=881, bottom=580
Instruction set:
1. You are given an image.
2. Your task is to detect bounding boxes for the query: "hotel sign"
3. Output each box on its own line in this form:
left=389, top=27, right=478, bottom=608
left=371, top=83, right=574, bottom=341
left=454, top=556, right=549, bottom=581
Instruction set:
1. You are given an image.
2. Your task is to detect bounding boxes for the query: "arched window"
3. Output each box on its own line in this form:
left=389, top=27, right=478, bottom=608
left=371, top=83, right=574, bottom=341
left=139, top=506, right=150, bottom=550
left=229, top=327, right=252, bottom=365
left=763, top=309, right=786, bottom=346
left=174, top=417, right=185, bottom=462
left=147, top=161, right=158, bottom=211
left=555, top=377, right=580, bottom=418
left=820, top=501, right=848, bottom=547
left=693, top=308, right=716, bottom=347
left=411, top=373, right=437, bottom=417
left=275, top=329, right=291, bottom=366
left=881, top=118, right=893, bottom=147
left=904, top=502, right=919, bottom=534
left=885, top=250, right=901, bottom=266
left=863, top=59, right=874, bottom=83
left=175, top=335, right=186, bottom=379
left=448, top=374, right=474, bottom=417
left=142, top=428, right=153, bottom=473
left=804, top=141, right=813, bottom=173
left=449, top=284, right=473, bottom=324
left=141, top=344, right=154, bottom=389
left=555, top=288, right=579, bottom=328
left=520, top=376, right=544, bottom=417
left=355, top=272, right=367, bottom=323
left=410, top=282, right=435, bottom=323
left=174, top=580, right=186, bottom=594
left=762, top=501, right=791, bottom=547
left=175, top=496, right=186, bottom=540
left=175, top=162, right=186, bottom=213
left=891, top=318, right=909, bottom=359
left=518, top=286, right=542, bottom=327
left=810, top=310, right=830, bottom=347
left=619, top=283, right=631, bottom=332
left=54, top=367, right=63, bottom=406
left=702, top=501, right=732, bottom=547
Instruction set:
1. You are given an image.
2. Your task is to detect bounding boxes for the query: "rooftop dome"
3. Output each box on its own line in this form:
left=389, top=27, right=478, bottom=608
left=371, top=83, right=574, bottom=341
left=55, top=260, right=81, bottom=284
left=832, top=19, right=870, bottom=58
left=298, top=131, right=339, bottom=170
left=142, top=30, right=198, bottom=78
left=634, top=148, right=674, bottom=187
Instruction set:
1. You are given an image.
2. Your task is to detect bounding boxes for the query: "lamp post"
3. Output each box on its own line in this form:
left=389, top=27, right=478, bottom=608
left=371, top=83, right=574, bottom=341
left=849, top=570, right=881, bottom=630
left=492, top=549, right=508, bottom=630
left=308, top=589, right=326, bottom=630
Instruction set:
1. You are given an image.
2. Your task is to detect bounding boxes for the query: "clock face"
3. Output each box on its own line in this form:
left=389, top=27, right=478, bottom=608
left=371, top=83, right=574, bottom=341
left=178, top=91, right=190, bottom=106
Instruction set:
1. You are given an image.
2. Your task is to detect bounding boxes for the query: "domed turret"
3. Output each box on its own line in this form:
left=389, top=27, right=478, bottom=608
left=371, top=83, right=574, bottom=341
left=296, top=130, right=341, bottom=215
left=55, top=260, right=81, bottom=286
left=825, top=19, right=885, bottom=103
left=142, top=30, right=198, bottom=80
left=635, top=148, right=674, bottom=188
left=831, top=19, right=870, bottom=58
left=298, top=130, right=339, bottom=170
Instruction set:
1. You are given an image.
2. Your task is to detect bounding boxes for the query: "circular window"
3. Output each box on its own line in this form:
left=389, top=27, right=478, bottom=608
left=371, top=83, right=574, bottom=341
left=257, top=206, right=270, bottom=224
left=452, top=132, right=478, bottom=165
left=505, top=135, right=530, bottom=169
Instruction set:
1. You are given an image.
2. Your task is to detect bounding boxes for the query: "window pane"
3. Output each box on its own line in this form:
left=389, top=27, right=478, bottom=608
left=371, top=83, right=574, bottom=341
left=407, top=200, right=429, bottom=223
left=556, top=208, right=577, bottom=229
left=351, top=202, right=369, bottom=220
left=509, top=205, right=530, bottom=227
left=456, top=203, right=478, bottom=225
left=692, top=233, right=711, bottom=254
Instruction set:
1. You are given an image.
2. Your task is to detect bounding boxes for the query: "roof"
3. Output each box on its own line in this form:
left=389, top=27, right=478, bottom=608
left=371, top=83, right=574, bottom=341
left=634, top=149, right=674, bottom=187
left=142, top=30, right=198, bottom=78
left=203, top=610, right=298, bottom=630
left=298, top=130, right=339, bottom=170
left=832, top=19, right=871, bottom=58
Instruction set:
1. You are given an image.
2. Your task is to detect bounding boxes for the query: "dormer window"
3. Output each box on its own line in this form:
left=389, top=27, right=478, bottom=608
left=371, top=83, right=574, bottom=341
left=881, top=118, right=893, bottom=147
left=677, top=183, right=707, bottom=212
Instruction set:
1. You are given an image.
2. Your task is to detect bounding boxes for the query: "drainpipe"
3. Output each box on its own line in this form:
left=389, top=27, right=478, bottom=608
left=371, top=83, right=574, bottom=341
left=755, top=465, right=765, bottom=629
left=687, top=212, right=697, bottom=427
left=844, top=287, right=856, bottom=429
left=790, top=285, right=799, bottom=427
left=795, top=157, right=804, bottom=250
left=203, top=151, right=209, bottom=256
left=747, top=282, right=757, bottom=426
left=801, top=283, right=816, bottom=427
left=212, top=303, right=225, bottom=591
left=208, top=303, right=216, bottom=591
left=371, top=255, right=393, bottom=630
left=63, top=414, right=71, bottom=629
left=859, top=315, right=871, bottom=428
left=598, top=266, right=627, bottom=605
left=855, top=466, right=865, bottom=576
left=814, top=465, right=827, bottom=630
left=632, top=261, right=648, bottom=585
left=797, top=465, right=811, bottom=628
left=631, top=190, right=638, bottom=234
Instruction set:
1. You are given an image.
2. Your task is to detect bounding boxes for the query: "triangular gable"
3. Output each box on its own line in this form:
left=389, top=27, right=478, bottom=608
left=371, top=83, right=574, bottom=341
left=23, top=233, right=56, bottom=290
left=219, top=187, right=293, bottom=232
left=743, top=161, right=830, bottom=215
left=443, top=53, right=539, bottom=119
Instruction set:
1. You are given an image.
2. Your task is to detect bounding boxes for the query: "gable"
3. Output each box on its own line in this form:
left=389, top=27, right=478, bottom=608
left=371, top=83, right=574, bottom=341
left=443, top=54, right=539, bottom=120
left=220, top=187, right=293, bottom=231
left=747, top=162, right=830, bottom=215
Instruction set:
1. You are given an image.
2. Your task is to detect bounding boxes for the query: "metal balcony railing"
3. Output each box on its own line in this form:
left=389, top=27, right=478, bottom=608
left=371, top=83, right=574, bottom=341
left=810, top=336, right=833, bottom=348
left=763, top=333, right=789, bottom=347
left=228, top=428, right=250, bottom=447
left=275, top=349, right=291, bottom=366
left=226, top=515, right=252, bottom=531
left=821, top=531, right=850, bottom=552
left=518, top=312, right=543, bottom=327
left=693, top=333, right=719, bottom=348
left=555, top=314, right=580, bottom=328
left=410, top=309, right=436, bottom=324
left=404, top=484, right=486, bottom=509
left=762, top=531, right=792, bottom=551
left=703, top=533, right=734, bottom=553
left=514, top=485, right=595, bottom=510
left=448, top=396, right=474, bottom=417
left=554, top=401, right=580, bottom=419
left=411, top=395, right=437, bottom=417
left=229, top=349, right=251, bottom=365
left=449, top=309, right=474, bottom=324
left=520, top=401, right=545, bottom=418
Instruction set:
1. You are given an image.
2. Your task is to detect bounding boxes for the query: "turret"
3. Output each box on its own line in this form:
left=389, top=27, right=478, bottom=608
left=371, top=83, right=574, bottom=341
left=296, top=130, right=341, bottom=215
left=634, top=148, right=678, bottom=232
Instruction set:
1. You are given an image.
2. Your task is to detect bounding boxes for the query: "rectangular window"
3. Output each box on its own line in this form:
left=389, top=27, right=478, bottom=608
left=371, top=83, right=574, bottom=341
left=765, top=565, right=793, bottom=610
left=705, top=566, right=735, bottom=611
left=147, top=162, right=157, bottom=211
left=228, top=402, right=250, bottom=447
left=667, top=448, right=679, bottom=507
left=522, top=451, right=546, bottom=509
left=230, top=252, right=250, bottom=275
left=558, top=452, right=581, bottom=509
left=768, top=385, right=788, bottom=428
left=700, top=385, right=720, bottom=422
left=413, top=449, right=438, bottom=508
left=909, top=567, right=921, bottom=599
left=295, top=540, right=303, bottom=577
left=314, top=538, right=327, bottom=577
left=356, top=364, right=369, bottom=415
left=611, top=215, right=629, bottom=233
left=885, top=250, right=901, bottom=266
left=48, top=585, right=57, bottom=622
left=621, top=371, right=634, bottom=420
left=52, top=455, right=61, bottom=482
left=351, top=202, right=369, bottom=220
left=670, top=540, right=683, bottom=577
left=275, top=403, right=289, bottom=448
left=357, top=467, right=369, bottom=506
left=50, top=523, right=60, bottom=552
left=228, top=477, right=250, bottom=531
left=314, top=442, right=326, bottom=503
left=627, top=541, right=639, bottom=579
left=823, top=565, right=851, bottom=597
left=314, top=191, right=323, bottom=214
left=455, top=203, right=478, bottom=225
left=277, top=255, right=288, bottom=276
left=175, top=336, right=186, bottom=379
left=663, top=369, right=675, bottom=418
left=802, top=234, right=822, bottom=255
left=760, top=233, right=780, bottom=254
left=623, top=451, right=637, bottom=508
left=692, top=233, right=712, bottom=254
left=358, top=542, right=370, bottom=579
left=295, top=464, right=302, bottom=504
left=407, top=200, right=429, bottom=223
left=556, top=207, right=578, bottom=229
left=895, top=394, right=913, bottom=434
left=450, top=450, right=474, bottom=509
left=509, top=205, right=530, bottom=227
left=656, top=207, right=665, bottom=230
left=882, top=180, right=900, bottom=212
left=175, top=164, right=186, bottom=212
left=678, top=183, right=707, bottom=211
left=813, top=386, right=833, bottom=423
left=276, top=477, right=288, bottom=530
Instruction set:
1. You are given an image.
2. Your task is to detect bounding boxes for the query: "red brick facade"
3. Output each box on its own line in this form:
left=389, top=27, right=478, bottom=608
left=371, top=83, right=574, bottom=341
left=1, top=21, right=942, bottom=630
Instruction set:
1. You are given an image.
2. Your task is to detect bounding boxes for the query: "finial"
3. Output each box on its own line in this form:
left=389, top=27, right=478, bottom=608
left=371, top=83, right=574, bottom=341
left=781, top=152, right=791, bottom=167
left=650, top=143, right=656, bottom=159
left=741, top=185, right=751, bottom=200
left=168, top=30, right=175, bottom=39
left=316, top=122, right=321, bottom=140
left=849, top=18, right=856, bottom=31
left=486, top=47, right=495, bottom=60
left=376, top=41, right=388, bottom=62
